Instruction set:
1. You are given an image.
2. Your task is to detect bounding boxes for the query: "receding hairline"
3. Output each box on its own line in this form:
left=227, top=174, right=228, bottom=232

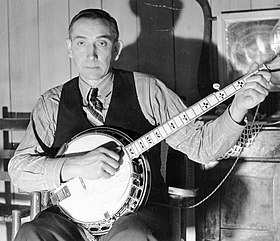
left=68, top=9, right=119, bottom=41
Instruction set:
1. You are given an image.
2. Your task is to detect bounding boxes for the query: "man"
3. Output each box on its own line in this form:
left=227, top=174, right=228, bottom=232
left=8, top=8, right=271, bottom=241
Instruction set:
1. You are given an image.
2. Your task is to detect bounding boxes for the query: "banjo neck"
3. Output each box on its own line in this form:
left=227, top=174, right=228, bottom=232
left=125, top=63, right=271, bottom=160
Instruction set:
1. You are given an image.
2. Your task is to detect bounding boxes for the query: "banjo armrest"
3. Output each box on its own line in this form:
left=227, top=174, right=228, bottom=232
left=168, top=186, right=199, bottom=199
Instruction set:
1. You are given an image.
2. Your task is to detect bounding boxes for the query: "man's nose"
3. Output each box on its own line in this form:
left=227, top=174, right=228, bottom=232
left=87, top=45, right=97, bottom=61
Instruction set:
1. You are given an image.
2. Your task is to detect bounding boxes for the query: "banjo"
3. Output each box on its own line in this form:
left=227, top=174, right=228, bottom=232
left=50, top=54, right=280, bottom=236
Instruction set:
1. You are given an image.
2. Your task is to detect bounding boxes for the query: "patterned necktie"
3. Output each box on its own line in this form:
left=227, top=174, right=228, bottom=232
left=84, top=88, right=104, bottom=125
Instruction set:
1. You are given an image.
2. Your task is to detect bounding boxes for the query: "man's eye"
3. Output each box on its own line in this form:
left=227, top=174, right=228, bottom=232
left=97, top=40, right=108, bottom=47
left=77, top=41, right=86, bottom=46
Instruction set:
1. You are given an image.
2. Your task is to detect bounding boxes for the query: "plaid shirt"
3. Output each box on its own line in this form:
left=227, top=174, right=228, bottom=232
left=8, top=70, right=245, bottom=192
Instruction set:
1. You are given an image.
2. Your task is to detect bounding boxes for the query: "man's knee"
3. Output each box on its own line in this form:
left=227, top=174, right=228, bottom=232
left=104, top=214, right=155, bottom=241
left=14, top=222, right=40, bottom=240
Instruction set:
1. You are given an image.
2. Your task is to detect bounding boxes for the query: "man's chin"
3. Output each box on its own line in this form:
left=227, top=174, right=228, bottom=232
left=80, top=73, right=105, bottom=83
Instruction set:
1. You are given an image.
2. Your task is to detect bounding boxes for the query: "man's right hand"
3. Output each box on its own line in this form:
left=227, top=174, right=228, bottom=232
left=60, top=147, right=121, bottom=182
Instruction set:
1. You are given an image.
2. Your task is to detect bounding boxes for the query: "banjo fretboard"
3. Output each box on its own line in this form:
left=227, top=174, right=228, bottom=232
left=125, top=69, right=259, bottom=159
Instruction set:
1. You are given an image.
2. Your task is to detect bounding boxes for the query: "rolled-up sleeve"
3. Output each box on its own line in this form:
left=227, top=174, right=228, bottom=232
left=168, top=108, right=245, bottom=164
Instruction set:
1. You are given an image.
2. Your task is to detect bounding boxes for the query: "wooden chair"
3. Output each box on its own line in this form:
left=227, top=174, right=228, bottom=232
left=0, top=106, right=42, bottom=241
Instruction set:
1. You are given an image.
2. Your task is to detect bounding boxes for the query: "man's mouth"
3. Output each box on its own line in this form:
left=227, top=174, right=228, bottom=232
left=85, top=66, right=99, bottom=69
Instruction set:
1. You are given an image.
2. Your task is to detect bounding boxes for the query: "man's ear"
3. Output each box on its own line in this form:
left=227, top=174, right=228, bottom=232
left=113, top=40, right=123, bottom=61
left=65, top=38, right=73, bottom=59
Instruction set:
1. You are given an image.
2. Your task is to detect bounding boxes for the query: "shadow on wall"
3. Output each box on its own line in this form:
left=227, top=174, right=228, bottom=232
left=114, top=0, right=280, bottom=118
left=114, top=0, right=221, bottom=106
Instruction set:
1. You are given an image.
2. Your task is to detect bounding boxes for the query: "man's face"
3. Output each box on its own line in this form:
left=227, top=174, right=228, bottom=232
left=66, top=18, right=122, bottom=83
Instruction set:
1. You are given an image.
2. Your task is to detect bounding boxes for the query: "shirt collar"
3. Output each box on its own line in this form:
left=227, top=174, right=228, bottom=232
left=79, top=70, right=114, bottom=105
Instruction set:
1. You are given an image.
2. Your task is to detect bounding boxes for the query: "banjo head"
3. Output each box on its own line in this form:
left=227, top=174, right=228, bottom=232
left=52, top=127, right=151, bottom=235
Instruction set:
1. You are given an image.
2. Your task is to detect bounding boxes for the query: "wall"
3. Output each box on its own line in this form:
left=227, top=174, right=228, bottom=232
left=0, top=0, right=207, bottom=115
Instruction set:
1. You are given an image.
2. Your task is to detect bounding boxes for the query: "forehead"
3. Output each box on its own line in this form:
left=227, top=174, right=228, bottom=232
left=70, top=18, right=113, bottom=39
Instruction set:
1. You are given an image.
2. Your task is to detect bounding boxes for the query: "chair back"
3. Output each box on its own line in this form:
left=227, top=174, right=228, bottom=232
left=0, top=106, right=32, bottom=241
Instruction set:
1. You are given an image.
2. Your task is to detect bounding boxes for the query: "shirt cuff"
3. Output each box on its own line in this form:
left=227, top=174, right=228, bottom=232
left=227, top=104, right=247, bottom=126
left=218, top=107, right=246, bottom=136
left=45, top=157, right=67, bottom=190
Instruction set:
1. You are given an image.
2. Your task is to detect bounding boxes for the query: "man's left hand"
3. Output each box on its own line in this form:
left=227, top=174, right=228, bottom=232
left=229, top=63, right=271, bottom=123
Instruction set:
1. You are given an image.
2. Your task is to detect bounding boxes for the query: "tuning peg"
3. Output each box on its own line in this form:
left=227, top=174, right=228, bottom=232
left=213, top=83, right=220, bottom=91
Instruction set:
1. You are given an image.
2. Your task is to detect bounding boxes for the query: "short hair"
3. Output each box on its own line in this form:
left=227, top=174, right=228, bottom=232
left=68, top=9, right=119, bottom=42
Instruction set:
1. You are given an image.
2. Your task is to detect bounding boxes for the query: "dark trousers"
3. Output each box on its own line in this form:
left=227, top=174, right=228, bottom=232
left=14, top=204, right=170, bottom=241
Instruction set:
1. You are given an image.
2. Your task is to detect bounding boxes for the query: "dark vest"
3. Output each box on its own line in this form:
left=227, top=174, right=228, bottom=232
left=49, top=69, right=167, bottom=203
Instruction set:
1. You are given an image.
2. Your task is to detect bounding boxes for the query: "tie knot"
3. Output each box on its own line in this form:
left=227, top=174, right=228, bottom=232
left=89, top=88, right=98, bottom=102
left=88, top=88, right=103, bottom=111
